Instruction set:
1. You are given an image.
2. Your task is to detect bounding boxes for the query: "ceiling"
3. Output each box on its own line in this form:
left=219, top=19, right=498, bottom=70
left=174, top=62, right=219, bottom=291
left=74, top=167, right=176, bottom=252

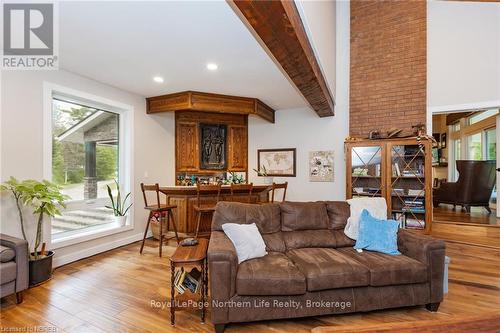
left=59, top=1, right=306, bottom=110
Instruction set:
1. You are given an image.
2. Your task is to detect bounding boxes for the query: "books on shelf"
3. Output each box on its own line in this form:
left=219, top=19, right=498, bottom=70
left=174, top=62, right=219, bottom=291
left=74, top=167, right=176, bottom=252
left=392, top=188, right=404, bottom=196
left=402, top=207, right=425, bottom=214
left=394, top=163, right=401, bottom=177
left=392, top=212, right=425, bottom=229
left=353, top=187, right=364, bottom=194
left=375, top=164, right=381, bottom=177
left=173, top=268, right=202, bottom=295
left=408, top=189, right=424, bottom=196
left=405, top=217, right=424, bottom=229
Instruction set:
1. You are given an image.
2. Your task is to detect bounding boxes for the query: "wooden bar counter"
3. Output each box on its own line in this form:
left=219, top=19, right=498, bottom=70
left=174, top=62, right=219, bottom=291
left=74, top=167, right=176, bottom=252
left=160, top=185, right=271, bottom=235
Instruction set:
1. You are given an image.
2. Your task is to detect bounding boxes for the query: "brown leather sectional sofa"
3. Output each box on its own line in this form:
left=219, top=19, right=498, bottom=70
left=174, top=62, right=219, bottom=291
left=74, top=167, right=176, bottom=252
left=208, top=201, right=446, bottom=333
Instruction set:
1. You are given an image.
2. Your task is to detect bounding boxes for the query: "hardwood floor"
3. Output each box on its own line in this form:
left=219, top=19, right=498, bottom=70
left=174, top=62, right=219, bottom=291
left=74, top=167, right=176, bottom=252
left=433, top=204, right=499, bottom=226
left=1, top=238, right=500, bottom=333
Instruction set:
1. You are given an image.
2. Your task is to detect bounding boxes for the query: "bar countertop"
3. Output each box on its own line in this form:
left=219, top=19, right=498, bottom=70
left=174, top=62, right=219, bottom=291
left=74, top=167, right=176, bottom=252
left=159, top=184, right=272, bottom=196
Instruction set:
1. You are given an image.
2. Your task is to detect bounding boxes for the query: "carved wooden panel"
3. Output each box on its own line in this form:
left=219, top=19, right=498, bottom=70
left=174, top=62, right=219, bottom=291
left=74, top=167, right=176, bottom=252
left=199, top=123, right=227, bottom=170
left=228, top=125, right=248, bottom=172
left=176, top=122, right=198, bottom=171
left=175, top=111, right=248, bottom=176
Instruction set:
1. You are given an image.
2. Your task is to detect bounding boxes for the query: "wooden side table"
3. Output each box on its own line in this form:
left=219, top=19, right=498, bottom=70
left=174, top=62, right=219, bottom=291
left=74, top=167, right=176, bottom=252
left=169, top=238, right=209, bottom=326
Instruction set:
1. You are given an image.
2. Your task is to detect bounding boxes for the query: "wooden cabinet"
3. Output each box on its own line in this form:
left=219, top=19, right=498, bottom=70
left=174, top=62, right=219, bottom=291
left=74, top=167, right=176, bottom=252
left=345, top=137, right=433, bottom=233
left=175, top=111, right=248, bottom=179
left=176, top=122, right=199, bottom=172
left=228, top=126, right=247, bottom=171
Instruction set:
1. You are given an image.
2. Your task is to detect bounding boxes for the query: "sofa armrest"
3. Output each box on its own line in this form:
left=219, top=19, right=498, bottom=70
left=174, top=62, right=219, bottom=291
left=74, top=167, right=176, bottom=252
left=208, top=231, right=238, bottom=324
left=397, top=230, right=446, bottom=303
left=208, top=231, right=238, bottom=299
left=0, top=233, right=29, bottom=292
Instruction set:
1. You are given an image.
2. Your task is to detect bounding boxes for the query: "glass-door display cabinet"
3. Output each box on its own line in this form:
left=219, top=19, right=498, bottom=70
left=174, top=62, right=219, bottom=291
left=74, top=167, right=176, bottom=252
left=345, top=137, right=433, bottom=233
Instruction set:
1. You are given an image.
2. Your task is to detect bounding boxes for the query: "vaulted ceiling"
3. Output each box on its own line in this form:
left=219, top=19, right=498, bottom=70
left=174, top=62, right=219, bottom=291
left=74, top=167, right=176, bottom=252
left=59, top=1, right=307, bottom=110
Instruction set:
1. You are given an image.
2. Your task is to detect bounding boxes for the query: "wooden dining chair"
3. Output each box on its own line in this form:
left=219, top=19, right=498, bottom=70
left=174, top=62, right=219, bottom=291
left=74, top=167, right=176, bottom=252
left=230, top=183, right=254, bottom=203
left=139, top=183, right=180, bottom=257
left=271, top=182, right=288, bottom=203
left=193, top=183, right=222, bottom=239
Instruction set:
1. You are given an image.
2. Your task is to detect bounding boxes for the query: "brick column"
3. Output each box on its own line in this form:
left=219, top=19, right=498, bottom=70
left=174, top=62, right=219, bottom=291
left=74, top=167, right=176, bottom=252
left=350, top=0, right=427, bottom=137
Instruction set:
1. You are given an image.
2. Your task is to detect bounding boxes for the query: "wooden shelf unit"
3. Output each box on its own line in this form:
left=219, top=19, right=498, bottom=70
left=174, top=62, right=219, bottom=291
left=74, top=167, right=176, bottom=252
left=345, top=137, right=433, bottom=233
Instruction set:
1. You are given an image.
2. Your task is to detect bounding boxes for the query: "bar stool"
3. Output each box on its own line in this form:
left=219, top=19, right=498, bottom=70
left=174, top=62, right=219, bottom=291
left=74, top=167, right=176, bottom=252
left=193, top=183, right=222, bottom=239
left=139, top=183, right=180, bottom=257
left=271, top=182, right=288, bottom=203
left=230, top=183, right=254, bottom=203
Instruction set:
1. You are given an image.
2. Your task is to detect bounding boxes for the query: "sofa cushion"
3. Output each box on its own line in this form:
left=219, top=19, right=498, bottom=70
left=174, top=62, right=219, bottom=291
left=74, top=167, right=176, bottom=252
left=282, top=230, right=336, bottom=250
left=212, top=202, right=281, bottom=234
left=337, top=247, right=428, bottom=286
left=236, top=252, right=306, bottom=296
left=222, top=223, right=267, bottom=264
left=280, top=202, right=329, bottom=231
left=0, top=261, right=17, bottom=283
left=325, top=201, right=351, bottom=230
left=286, top=248, right=370, bottom=291
left=0, top=245, right=15, bottom=263
left=354, top=210, right=401, bottom=255
left=212, top=202, right=286, bottom=252
left=261, top=233, right=286, bottom=253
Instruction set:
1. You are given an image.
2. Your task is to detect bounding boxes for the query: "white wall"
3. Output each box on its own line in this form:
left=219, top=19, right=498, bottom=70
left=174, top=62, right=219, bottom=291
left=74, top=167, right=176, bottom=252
left=0, top=69, right=175, bottom=266
left=248, top=0, right=349, bottom=201
left=296, top=0, right=336, bottom=97
left=0, top=1, right=348, bottom=265
left=428, top=1, right=500, bottom=112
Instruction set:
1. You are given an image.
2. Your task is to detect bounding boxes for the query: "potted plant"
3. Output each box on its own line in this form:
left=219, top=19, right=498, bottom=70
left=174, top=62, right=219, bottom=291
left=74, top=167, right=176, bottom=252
left=253, top=165, right=273, bottom=184
left=105, top=179, right=132, bottom=226
left=1, top=177, right=69, bottom=286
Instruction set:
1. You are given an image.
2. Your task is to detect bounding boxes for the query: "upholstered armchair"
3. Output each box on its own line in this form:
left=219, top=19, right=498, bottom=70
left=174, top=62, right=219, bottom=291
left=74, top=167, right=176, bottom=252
left=433, top=160, right=496, bottom=213
left=0, top=234, right=29, bottom=303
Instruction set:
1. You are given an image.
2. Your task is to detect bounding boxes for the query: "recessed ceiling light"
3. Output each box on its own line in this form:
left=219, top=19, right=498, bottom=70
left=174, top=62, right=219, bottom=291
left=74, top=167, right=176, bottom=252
left=206, top=63, right=218, bottom=71
left=153, top=76, right=164, bottom=83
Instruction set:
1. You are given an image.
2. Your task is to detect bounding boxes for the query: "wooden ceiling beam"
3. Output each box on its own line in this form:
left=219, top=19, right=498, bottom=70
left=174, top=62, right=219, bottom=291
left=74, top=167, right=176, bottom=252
left=146, top=91, right=275, bottom=123
left=229, top=0, right=335, bottom=117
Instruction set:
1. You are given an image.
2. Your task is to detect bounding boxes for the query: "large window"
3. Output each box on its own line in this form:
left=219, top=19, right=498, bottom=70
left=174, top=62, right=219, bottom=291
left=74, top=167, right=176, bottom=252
left=50, top=95, right=128, bottom=241
left=467, top=109, right=499, bottom=125
left=452, top=138, right=461, bottom=181
left=485, top=128, right=496, bottom=160
left=467, top=132, right=482, bottom=160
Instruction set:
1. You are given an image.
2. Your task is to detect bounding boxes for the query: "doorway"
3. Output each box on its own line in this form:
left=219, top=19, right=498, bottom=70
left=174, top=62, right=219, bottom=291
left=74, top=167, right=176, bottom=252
left=432, top=109, right=499, bottom=226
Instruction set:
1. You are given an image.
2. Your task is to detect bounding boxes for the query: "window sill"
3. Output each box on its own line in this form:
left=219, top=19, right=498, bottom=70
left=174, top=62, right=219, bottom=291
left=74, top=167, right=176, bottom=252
left=50, top=221, right=134, bottom=250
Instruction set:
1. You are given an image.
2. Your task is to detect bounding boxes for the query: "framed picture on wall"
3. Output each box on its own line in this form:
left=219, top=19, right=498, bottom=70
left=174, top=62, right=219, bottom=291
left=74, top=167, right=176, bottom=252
left=257, top=148, right=296, bottom=177
left=309, top=151, right=334, bottom=182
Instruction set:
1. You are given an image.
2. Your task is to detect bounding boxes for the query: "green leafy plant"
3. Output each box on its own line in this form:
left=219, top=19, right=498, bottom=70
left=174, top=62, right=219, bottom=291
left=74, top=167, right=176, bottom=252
left=1, top=177, right=69, bottom=260
left=105, top=179, right=132, bottom=217
left=253, top=165, right=268, bottom=177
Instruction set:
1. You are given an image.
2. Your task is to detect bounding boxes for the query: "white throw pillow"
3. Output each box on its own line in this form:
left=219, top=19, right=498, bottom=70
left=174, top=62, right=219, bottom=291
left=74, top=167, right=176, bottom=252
left=344, top=197, right=387, bottom=240
left=222, top=223, right=268, bottom=264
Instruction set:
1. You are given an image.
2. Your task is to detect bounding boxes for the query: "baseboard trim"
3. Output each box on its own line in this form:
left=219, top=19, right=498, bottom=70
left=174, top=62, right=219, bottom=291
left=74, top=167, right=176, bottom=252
left=52, top=231, right=151, bottom=268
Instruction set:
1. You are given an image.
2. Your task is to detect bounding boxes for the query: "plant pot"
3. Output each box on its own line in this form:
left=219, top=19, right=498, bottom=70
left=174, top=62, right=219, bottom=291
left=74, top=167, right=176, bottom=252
left=114, top=215, right=127, bottom=226
left=262, top=177, right=274, bottom=185
left=29, top=251, right=54, bottom=286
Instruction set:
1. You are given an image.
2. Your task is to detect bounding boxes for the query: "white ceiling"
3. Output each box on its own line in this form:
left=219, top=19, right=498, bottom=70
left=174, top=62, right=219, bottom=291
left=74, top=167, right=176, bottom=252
left=59, top=1, right=306, bottom=110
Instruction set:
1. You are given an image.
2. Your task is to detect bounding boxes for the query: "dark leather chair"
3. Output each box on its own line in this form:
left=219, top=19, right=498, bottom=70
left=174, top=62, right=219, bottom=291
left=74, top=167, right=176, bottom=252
left=433, top=160, right=496, bottom=213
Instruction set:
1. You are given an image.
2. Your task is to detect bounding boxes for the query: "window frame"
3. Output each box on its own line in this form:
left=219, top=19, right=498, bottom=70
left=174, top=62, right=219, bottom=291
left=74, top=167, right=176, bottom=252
left=43, top=82, right=134, bottom=249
